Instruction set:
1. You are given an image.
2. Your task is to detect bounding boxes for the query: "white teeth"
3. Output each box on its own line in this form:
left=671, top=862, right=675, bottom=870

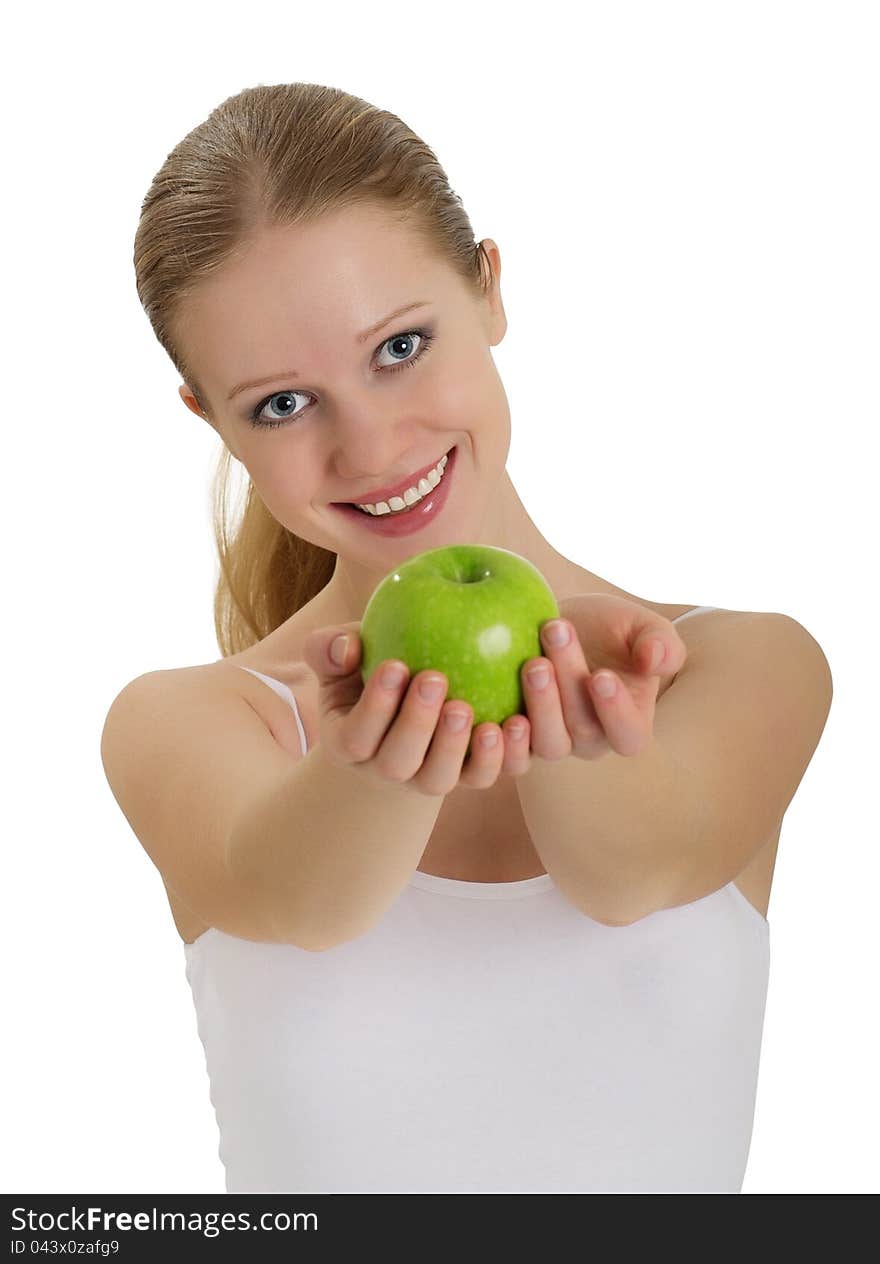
left=357, top=452, right=449, bottom=516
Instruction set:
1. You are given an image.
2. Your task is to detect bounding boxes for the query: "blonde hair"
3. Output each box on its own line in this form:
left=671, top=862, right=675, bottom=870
left=133, top=82, right=492, bottom=657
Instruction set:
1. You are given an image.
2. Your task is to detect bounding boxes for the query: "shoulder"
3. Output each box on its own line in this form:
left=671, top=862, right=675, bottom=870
left=198, top=655, right=314, bottom=759
left=639, top=596, right=773, bottom=635
left=119, top=654, right=313, bottom=763
left=608, top=591, right=735, bottom=633
left=581, top=576, right=718, bottom=626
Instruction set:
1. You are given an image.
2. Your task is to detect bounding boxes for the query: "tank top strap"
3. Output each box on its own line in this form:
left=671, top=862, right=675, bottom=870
left=236, top=666, right=309, bottom=757
left=671, top=605, right=719, bottom=624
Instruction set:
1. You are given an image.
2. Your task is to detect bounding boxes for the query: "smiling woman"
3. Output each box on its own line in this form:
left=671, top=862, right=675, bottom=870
left=168, top=191, right=522, bottom=614
left=109, top=80, right=832, bottom=1196
left=133, top=87, right=506, bottom=655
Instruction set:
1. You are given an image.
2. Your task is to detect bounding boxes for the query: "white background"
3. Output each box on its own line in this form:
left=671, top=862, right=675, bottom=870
left=3, top=0, right=876, bottom=1195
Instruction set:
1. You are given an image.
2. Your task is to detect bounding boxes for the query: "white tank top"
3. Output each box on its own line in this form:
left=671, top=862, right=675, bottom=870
left=183, top=606, right=771, bottom=1193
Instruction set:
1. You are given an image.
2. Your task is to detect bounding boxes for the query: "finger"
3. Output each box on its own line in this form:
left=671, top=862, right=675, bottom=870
left=373, top=671, right=449, bottom=781
left=500, top=715, right=532, bottom=777
left=633, top=628, right=687, bottom=676
left=338, top=657, right=417, bottom=763
left=522, top=658, right=572, bottom=761
left=303, top=623, right=365, bottom=713
left=539, top=618, right=605, bottom=750
left=458, top=721, right=505, bottom=789
left=302, top=621, right=371, bottom=733
left=303, top=622, right=363, bottom=680
left=412, top=701, right=476, bottom=796
left=588, top=670, right=652, bottom=756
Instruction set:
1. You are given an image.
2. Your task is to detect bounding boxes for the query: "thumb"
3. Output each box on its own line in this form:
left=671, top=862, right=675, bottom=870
left=304, top=621, right=363, bottom=680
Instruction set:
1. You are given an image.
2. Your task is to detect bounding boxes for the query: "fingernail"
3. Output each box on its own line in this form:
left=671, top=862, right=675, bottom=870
left=418, top=676, right=445, bottom=703
left=542, top=620, right=570, bottom=649
left=526, top=664, right=550, bottom=689
left=444, top=709, right=469, bottom=732
left=381, top=663, right=407, bottom=690
left=593, top=671, right=617, bottom=698
left=330, top=634, right=349, bottom=667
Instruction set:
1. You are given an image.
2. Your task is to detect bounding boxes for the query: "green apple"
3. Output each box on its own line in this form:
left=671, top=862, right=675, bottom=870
left=360, top=544, right=560, bottom=739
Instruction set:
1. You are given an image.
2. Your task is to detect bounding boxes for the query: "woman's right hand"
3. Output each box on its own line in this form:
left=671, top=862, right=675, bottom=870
left=303, top=623, right=532, bottom=796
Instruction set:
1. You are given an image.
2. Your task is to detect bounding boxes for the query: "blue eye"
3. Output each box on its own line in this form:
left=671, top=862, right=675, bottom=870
left=248, top=327, right=436, bottom=430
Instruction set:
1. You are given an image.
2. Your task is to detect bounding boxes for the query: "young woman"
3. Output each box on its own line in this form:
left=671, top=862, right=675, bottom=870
left=102, top=82, right=832, bottom=1193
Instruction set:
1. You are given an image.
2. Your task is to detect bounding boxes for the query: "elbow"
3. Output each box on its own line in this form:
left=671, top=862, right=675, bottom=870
left=587, top=900, right=658, bottom=928
left=562, top=879, right=662, bottom=928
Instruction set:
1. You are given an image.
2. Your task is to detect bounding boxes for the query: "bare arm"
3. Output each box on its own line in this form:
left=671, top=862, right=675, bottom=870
left=228, top=740, right=445, bottom=950
left=515, top=611, right=832, bottom=925
left=227, top=617, right=522, bottom=950
left=100, top=656, right=457, bottom=953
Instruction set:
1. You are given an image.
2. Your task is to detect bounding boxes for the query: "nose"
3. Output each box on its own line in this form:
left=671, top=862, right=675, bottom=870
left=330, top=416, right=424, bottom=488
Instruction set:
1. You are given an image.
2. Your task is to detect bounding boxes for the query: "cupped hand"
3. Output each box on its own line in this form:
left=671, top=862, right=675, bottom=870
left=305, top=595, right=689, bottom=792
left=494, top=593, right=690, bottom=769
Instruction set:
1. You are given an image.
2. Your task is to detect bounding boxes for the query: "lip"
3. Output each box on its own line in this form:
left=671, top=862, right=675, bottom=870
left=331, top=445, right=457, bottom=537
left=338, top=450, right=451, bottom=506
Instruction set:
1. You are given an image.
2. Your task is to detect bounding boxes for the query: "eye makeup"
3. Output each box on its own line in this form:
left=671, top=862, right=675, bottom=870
left=247, top=327, right=436, bottom=430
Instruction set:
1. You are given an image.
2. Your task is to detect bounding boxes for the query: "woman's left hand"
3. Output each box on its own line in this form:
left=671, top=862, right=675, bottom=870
left=503, top=593, right=689, bottom=770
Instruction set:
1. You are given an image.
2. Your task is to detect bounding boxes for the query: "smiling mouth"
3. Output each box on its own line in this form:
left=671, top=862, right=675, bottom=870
left=330, top=444, right=458, bottom=533
left=335, top=446, right=454, bottom=514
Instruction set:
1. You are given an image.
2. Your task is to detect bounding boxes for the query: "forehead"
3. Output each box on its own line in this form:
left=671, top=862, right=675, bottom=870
left=175, top=206, right=461, bottom=385
left=188, top=207, right=443, bottom=323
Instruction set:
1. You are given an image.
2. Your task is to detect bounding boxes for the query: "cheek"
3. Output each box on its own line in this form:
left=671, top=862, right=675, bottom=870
left=462, top=349, right=511, bottom=431
left=429, top=350, right=493, bottom=419
left=243, top=453, right=310, bottom=518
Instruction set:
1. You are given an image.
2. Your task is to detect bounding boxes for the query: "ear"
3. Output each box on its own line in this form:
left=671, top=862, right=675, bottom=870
left=178, top=383, right=246, bottom=466
left=479, top=238, right=507, bottom=345
left=179, top=383, right=217, bottom=431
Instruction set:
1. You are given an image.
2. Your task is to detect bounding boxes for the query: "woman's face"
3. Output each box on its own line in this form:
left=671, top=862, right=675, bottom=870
left=176, top=205, right=510, bottom=573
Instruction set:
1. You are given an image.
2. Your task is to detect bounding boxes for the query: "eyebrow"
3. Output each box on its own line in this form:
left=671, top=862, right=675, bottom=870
left=226, top=300, right=432, bottom=402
